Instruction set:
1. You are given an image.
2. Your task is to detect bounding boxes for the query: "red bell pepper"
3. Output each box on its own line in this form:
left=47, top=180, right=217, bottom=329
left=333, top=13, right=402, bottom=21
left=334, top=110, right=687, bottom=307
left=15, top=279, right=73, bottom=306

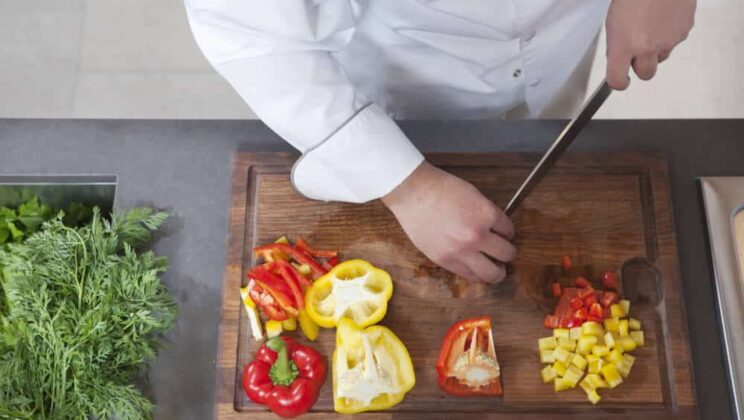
left=295, top=238, right=338, bottom=258
left=243, top=336, right=326, bottom=418
left=437, top=317, right=502, bottom=396
left=254, top=243, right=327, bottom=279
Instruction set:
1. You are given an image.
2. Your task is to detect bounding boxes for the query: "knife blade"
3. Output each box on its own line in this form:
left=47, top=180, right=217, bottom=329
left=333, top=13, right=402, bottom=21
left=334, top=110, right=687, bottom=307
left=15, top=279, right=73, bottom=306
left=504, top=80, right=612, bottom=216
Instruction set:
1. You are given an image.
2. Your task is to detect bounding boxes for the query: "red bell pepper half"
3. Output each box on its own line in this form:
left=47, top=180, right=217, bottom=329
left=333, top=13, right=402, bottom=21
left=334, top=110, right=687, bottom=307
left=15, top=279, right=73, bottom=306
left=437, top=317, right=502, bottom=396
left=243, top=336, right=326, bottom=418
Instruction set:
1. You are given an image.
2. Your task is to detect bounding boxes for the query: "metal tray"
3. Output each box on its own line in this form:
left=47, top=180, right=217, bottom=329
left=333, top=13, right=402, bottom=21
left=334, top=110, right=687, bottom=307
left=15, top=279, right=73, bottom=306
left=700, top=177, right=744, bottom=420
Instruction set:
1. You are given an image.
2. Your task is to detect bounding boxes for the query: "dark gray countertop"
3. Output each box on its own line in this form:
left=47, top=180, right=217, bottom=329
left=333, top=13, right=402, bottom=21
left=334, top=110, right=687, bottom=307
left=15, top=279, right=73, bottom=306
left=1, top=119, right=742, bottom=419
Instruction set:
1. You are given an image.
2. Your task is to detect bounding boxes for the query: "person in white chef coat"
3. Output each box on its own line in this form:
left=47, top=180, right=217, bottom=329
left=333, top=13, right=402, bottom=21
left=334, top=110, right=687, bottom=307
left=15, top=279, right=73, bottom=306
left=185, top=0, right=695, bottom=284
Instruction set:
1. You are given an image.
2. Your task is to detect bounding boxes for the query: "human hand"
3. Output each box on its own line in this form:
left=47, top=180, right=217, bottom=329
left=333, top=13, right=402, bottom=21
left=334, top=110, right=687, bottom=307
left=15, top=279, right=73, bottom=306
left=382, top=161, right=517, bottom=284
left=605, top=0, right=696, bottom=90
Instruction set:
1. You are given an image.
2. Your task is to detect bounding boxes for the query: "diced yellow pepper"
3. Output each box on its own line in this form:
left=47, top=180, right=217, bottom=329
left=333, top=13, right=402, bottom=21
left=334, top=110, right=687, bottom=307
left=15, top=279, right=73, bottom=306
left=580, top=377, right=595, bottom=394
left=585, top=373, right=608, bottom=389
left=610, top=304, right=626, bottom=318
left=586, top=389, right=602, bottom=405
left=601, top=363, right=623, bottom=388
left=274, top=236, right=290, bottom=244
left=582, top=322, right=604, bottom=337
left=265, top=320, right=283, bottom=338
left=615, top=354, right=636, bottom=378
left=293, top=263, right=313, bottom=277
left=563, top=365, right=584, bottom=388
left=282, top=317, right=297, bottom=331
left=558, top=337, right=577, bottom=352
left=629, top=318, right=642, bottom=331
left=571, top=353, right=588, bottom=370
left=603, top=332, right=616, bottom=349
left=619, top=337, right=637, bottom=352
left=541, top=365, right=557, bottom=383
left=539, top=336, right=558, bottom=351
left=591, top=345, right=610, bottom=357
left=606, top=349, right=623, bottom=364
left=630, top=331, right=645, bottom=347
left=553, top=328, right=570, bottom=339
left=552, top=347, right=573, bottom=365
left=604, top=317, right=620, bottom=333
left=552, top=360, right=568, bottom=376
left=619, top=300, right=631, bottom=316
left=569, top=327, right=582, bottom=340
left=619, top=319, right=629, bottom=338
left=540, top=349, right=556, bottom=364
left=554, top=377, right=572, bottom=392
left=588, top=356, right=604, bottom=374
left=577, top=335, right=598, bottom=355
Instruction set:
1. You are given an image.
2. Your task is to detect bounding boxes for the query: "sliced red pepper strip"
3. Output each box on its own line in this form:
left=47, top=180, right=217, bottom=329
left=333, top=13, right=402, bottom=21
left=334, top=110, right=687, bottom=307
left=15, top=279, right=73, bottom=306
left=249, top=265, right=299, bottom=317
left=271, top=261, right=306, bottom=310
left=254, top=243, right=327, bottom=279
left=295, top=238, right=338, bottom=259
left=247, top=281, right=289, bottom=321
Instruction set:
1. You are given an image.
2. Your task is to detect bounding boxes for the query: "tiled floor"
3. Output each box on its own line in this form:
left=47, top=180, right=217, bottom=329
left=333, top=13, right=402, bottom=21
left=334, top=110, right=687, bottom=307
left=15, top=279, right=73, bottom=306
left=0, top=0, right=741, bottom=119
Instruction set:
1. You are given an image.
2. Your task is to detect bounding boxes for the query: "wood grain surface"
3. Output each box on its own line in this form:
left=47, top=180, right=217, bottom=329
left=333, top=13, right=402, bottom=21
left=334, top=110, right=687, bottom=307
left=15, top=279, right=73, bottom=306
left=215, top=152, right=697, bottom=419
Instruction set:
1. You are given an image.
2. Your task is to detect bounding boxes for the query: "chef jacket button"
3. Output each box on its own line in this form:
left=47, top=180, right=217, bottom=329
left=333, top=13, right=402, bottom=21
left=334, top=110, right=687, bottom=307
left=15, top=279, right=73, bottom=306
left=529, top=79, right=541, bottom=87
left=513, top=69, right=522, bottom=78
left=524, top=30, right=537, bottom=43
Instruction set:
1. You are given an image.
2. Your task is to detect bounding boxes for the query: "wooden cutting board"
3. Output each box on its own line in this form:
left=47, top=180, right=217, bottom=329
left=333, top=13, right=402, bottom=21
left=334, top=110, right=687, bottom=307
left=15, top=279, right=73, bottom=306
left=215, top=152, right=697, bottom=419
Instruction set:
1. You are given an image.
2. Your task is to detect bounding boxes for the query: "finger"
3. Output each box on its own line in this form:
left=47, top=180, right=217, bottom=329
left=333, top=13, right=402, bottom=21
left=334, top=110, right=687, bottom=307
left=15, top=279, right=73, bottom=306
left=658, top=49, right=672, bottom=63
left=489, top=207, right=515, bottom=240
left=461, top=252, right=506, bottom=284
left=606, top=51, right=632, bottom=90
left=443, top=258, right=482, bottom=283
left=480, top=231, right=518, bottom=263
left=632, top=54, right=659, bottom=81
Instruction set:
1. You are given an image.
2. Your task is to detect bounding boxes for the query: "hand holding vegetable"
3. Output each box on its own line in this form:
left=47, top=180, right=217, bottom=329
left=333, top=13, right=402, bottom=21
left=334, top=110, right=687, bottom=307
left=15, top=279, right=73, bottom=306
left=243, top=336, right=326, bottom=418
left=383, top=161, right=517, bottom=284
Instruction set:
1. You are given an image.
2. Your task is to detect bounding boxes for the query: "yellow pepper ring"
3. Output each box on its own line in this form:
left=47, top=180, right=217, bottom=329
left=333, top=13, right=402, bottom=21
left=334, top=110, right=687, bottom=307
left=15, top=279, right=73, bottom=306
left=305, top=259, right=393, bottom=329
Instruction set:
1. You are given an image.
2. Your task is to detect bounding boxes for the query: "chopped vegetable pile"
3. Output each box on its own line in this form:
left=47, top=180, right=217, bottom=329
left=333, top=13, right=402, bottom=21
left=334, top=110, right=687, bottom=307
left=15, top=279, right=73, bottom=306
left=538, top=258, right=645, bottom=404
left=0, top=207, right=176, bottom=419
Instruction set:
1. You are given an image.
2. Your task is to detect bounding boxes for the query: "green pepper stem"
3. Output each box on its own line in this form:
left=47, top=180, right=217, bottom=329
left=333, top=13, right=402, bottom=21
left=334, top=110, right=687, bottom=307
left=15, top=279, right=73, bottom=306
left=267, top=337, right=299, bottom=386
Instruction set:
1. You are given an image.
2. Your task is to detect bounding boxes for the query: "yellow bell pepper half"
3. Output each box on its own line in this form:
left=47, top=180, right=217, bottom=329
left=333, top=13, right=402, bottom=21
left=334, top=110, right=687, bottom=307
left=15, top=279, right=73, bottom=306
left=305, top=259, right=393, bottom=328
left=333, top=318, right=415, bottom=414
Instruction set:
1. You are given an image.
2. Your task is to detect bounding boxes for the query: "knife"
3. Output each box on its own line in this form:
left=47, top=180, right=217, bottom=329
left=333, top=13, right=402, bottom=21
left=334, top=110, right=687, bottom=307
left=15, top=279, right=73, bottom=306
left=504, top=80, right=612, bottom=216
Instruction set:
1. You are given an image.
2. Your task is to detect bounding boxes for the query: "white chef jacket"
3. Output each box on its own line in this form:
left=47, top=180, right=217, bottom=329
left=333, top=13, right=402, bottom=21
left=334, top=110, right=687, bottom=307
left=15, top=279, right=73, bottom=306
left=185, top=0, right=610, bottom=203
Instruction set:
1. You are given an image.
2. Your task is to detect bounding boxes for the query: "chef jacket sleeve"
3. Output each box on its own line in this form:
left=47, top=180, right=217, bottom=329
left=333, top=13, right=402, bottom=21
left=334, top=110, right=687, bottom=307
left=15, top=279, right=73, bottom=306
left=185, top=0, right=424, bottom=203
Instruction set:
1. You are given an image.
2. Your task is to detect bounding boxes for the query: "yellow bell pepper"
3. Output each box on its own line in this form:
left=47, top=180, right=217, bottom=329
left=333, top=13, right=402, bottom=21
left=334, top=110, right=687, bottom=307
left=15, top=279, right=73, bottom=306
left=305, top=259, right=393, bottom=328
left=333, top=318, right=415, bottom=414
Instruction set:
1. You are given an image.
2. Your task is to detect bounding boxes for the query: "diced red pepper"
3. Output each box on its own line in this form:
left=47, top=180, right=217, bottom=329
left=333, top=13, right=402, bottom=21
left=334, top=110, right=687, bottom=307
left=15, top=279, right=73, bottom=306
left=602, top=271, right=619, bottom=289
left=583, top=294, right=597, bottom=307
left=589, top=302, right=603, bottom=319
left=600, top=290, right=619, bottom=308
left=562, top=255, right=572, bottom=271
left=559, top=316, right=572, bottom=329
left=566, top=317, right=583, bottom=328
left=544, top=315, right=560, bottom=329
left=603, top=307, right=612, bottom=319
left=570, top=297, right=584, bottom=310
left=587, top=315, right=603, bottom=323
left=574, top=308, right=589, bottom=322
left=577, top=286, right=596, bottom=300
left=551, top=282, right=562, bottom=297
left=575, top=276, right=590, bottom=288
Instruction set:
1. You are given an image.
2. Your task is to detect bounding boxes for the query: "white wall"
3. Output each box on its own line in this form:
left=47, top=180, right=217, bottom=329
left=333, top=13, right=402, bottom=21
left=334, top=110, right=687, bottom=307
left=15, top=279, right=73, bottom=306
left=0, top=0, right=741, bottom=119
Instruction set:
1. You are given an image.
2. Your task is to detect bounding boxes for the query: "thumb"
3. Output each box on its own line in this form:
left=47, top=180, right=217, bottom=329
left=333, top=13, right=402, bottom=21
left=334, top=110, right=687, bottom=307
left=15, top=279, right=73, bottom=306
left=606, top=50, right=632, bottom=90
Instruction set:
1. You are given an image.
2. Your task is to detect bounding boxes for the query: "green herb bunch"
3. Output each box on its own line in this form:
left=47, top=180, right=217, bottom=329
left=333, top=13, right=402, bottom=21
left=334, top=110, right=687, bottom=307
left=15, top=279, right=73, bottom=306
left=0, top=208, right=177, bottom=420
